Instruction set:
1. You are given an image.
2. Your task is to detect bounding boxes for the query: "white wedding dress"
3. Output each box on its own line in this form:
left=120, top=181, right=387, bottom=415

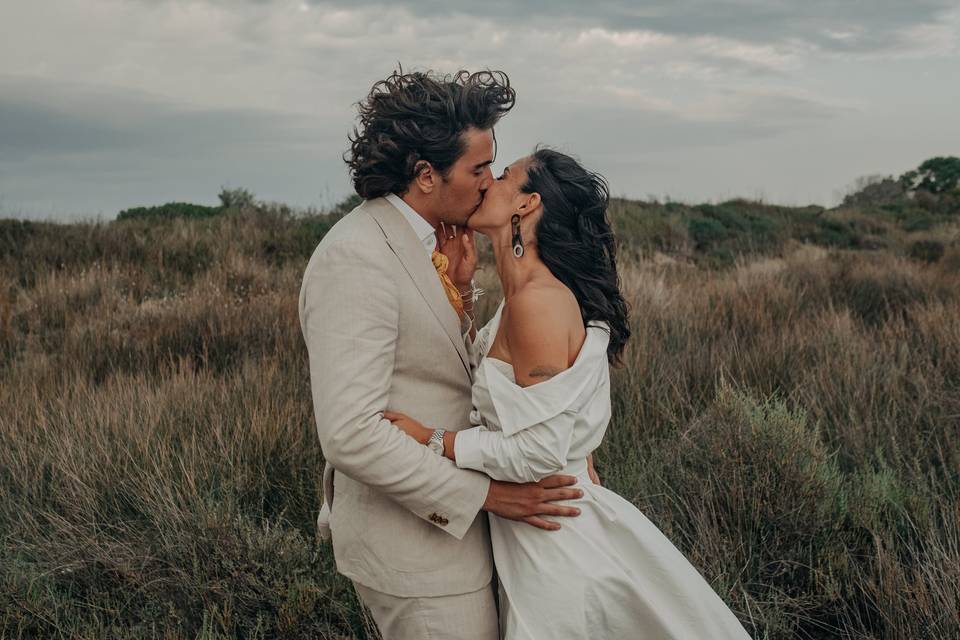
left=453, top=299, right=753, bottom=640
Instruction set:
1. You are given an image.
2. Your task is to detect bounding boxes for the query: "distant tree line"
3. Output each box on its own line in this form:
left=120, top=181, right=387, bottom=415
left=842, top=156, right=960, bottom=211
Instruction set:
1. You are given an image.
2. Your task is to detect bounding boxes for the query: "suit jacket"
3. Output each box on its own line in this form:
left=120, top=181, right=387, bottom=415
left=298, top=196, right=493, bottom=597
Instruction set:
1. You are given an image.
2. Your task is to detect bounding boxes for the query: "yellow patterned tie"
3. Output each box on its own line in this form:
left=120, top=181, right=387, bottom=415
left=431, top=250, right=464, bottom=318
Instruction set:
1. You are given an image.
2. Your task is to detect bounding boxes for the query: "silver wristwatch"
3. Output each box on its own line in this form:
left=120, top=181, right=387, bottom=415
left=427, top=429, right=446, bottom=456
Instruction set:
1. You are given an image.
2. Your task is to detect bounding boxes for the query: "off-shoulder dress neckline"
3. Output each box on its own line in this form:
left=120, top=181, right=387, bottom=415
left=481, top=298, right=607, bottom=390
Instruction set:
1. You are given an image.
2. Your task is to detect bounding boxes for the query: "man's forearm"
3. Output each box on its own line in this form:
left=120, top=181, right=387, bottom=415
left=443, top=430, right=458, bottom=462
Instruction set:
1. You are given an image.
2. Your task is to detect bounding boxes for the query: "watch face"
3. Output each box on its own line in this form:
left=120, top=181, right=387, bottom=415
left=428, top=440, right=443, bottom=455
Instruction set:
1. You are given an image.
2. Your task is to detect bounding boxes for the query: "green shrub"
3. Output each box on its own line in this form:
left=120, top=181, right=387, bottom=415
left=218, top=186, right=256, bottom=210
left=648, top=385, right=848, bottom=638
left=329, top=194, right=362, bottom=216
left=808, top=217, right=861, bottom=248
left=696, top=203, right=749, bottom=232
left=0, top=220, right=40, bottom=257
left=162, top=241, right=214, bottom=278
left=117, top=202, right=223, bottom=221
left=830, top=259, right=929, bottom=326
left=688, top=216, right=729, bottom=248
left=909, top=240, right=945, bottom=263
left=703, top=246, right=737, bottom=269
left=260, top=216, right=338, bottom=267
left=898, top=208, right=944, bottom=231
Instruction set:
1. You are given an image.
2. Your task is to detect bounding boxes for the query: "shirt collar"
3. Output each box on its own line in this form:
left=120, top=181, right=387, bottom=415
left=385, top=193, right=437, bottom=256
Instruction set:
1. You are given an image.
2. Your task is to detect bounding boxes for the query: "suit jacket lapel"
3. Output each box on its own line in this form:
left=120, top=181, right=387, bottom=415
left=365, top=198, right=471, bottom=379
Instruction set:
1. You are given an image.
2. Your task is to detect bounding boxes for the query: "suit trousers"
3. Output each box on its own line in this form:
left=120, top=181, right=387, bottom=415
left=352, top=579, right=499, bottom=640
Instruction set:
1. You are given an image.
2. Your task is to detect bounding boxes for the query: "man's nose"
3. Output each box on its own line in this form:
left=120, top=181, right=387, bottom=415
left=479, top=171, right=493, bottom=192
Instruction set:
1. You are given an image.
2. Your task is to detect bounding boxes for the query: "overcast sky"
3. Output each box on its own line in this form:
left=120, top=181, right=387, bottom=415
left=2, top=1, right=958, bottom=220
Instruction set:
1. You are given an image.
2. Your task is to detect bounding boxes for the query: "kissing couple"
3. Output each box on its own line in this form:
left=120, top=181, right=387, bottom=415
left=298, top=69, right=752, bottom=639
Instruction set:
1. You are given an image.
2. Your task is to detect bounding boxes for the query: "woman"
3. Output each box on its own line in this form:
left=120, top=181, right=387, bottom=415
left=384, top=148, right=752, bottom=639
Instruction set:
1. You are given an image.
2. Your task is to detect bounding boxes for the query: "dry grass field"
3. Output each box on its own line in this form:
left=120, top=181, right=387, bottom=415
left=1, top=197, right=958, bottom=639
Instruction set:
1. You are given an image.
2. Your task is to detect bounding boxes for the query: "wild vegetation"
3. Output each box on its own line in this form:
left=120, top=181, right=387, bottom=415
left=1, top=159, right=958, bottom=638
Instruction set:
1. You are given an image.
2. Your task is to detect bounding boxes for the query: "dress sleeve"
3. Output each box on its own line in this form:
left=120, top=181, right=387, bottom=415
left=454, top=410, right=579, bottom=483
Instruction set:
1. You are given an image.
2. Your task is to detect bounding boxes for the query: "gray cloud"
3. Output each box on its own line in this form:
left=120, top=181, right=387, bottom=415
left=296, top=0, right=958, bottom=53
left=0, top=101, right=136, bottom=156
left=0, top=91, right=314, bottom=160
left=0, top=76, right=345, bottom=219
left=503, top=91, right=849, bottom=160
left=0, top=0, right=957, bottom=218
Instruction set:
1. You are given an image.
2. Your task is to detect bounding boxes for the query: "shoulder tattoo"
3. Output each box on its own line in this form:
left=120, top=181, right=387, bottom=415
left=527, top=365, right=562, bottom=380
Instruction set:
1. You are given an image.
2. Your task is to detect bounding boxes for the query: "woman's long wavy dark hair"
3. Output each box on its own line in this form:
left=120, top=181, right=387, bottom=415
left=522, top=148, right=631, bottom=366
left=345, top=68, right=516, bottom=199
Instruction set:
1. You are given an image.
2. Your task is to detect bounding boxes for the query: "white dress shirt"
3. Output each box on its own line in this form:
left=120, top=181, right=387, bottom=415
left=386, top=193, right=437, bottom=256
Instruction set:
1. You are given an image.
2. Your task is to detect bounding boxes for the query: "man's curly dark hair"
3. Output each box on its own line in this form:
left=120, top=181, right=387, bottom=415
left=345, top=68, right=516, bottom=199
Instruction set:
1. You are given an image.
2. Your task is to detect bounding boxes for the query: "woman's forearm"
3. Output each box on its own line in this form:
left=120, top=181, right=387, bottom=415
left=448, top=414, right=576, bottom=483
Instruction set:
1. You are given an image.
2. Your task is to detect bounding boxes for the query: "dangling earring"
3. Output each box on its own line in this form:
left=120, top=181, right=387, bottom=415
left=511, top=213, right=524, bottom=258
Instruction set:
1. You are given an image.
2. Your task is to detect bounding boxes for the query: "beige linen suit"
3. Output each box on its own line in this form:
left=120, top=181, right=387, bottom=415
left=298, top=196, right=498, bottom=637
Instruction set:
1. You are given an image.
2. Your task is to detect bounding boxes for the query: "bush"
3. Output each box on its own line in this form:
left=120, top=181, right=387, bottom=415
left=696, top=204, right=749, bottom=232
left=807, top=217, right=861, bottom=248
left=329, top=194, right=362, bottom=217
left=259, top=216, right=338, bottom=267
left=677, top=202, right=788, bottom=259
left=901, top=211, right=939, bottom=231
left=688, top=216, right=729, bottom=249
left=0, top=219, right=40, bottom=256
left=909, top=240, right=945, bottom=263
left=842, top=176, right=905, bottom=208
left=647, top=385, right=849, bottom=637
left=117, top=202, right=223, bottom=221
left=829, top=257, right=930, bottom=326
left=218, top=186, right=257, bottom=210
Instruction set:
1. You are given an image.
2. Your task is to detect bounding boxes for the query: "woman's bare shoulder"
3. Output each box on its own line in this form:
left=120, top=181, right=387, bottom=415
left=506, top=282, right=579, bottom=325
left=503, top=283, right=582, bottom=384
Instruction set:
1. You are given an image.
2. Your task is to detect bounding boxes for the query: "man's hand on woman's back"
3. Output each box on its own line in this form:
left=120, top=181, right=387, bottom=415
left=483, top=475, right=583, bottom=531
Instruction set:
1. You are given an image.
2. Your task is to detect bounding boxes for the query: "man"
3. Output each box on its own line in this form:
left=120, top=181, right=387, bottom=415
left=298, top=69, right=583, bottom=639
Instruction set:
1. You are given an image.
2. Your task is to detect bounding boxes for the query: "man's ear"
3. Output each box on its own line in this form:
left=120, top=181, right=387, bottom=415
left=518, top=192, right=541, bottom=213
left=413, top=160, right=436, bottom=194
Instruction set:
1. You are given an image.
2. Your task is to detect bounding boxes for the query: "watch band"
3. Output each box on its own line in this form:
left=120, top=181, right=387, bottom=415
left=428, top=429, right=446, bottom=456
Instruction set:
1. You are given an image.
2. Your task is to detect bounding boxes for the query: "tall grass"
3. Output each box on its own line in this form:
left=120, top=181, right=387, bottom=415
left=1, top=206, right=958, bottom=638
